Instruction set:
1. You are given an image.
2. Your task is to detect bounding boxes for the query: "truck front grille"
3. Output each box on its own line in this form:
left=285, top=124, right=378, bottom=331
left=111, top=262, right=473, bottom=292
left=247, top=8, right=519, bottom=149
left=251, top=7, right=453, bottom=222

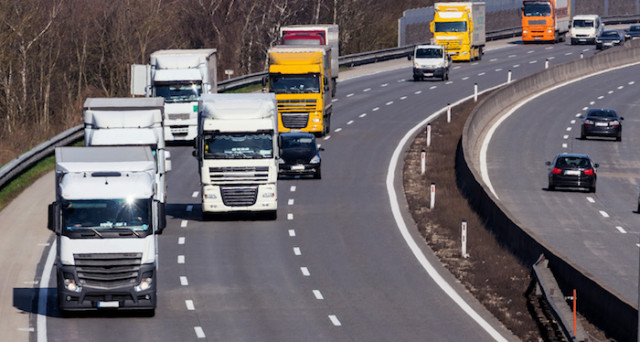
left=168, top=113, right=191, bottom=120
left=281, top=113, right=309, bottom=128
left=527, top=20, right=546, bottom=25
left=74, top=253, right=142, bottom=289
left=221, top=186, right=258, bottom=207
left=209, top=166, right=269, bottom=183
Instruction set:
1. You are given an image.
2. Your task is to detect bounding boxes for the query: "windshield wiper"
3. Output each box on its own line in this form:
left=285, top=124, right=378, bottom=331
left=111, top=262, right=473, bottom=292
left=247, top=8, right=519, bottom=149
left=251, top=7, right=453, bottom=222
left=81, top=227, right=104, bottom=238
left=114, top=226, right=141, bottom=237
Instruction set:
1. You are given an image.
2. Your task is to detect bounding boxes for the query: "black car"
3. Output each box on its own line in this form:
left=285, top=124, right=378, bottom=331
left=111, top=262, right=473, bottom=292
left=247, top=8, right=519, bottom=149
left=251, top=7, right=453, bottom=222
left=595, top=30, right=625, bottom=50
left=580, top=108, right=623, bottom=141
left=546, top=153, right=598, bottom=193
left=624, top=25, right=640, bottom=40
left=278, top=132, right=323, bottom=179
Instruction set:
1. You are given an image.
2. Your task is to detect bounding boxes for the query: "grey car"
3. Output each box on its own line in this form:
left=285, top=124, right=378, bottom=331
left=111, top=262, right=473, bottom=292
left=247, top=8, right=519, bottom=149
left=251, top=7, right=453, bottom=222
left=546, top=153, right=598, bottom=193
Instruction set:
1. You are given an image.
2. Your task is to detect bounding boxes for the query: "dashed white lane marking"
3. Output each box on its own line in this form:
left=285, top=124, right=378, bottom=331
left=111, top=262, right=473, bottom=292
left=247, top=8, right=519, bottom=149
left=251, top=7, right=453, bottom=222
left=329, top=315, right=342, bottom=326
left=637, top=243, right=640, bottom=248
left=527, top=50, right=534, bottom=54
left=495, top=68, right=502, bottom=72
left=346, top=93, right=354, bottom=97
left=300, top=267, right=310, bottom=276
left=508, top=54, right=517, bottom=58
left=597, top=96, right=604, bottom=100
left=290, top=186, right=296, bottom=192
left=548, top=56, right=555, bottom=60
left=386, top=101, right=393, bottom=105
left=194, top=326, right=206, bottom=339
left=453, top=66, right=461, bottom=69
left=576, top=113, right=582, bottom=117
left=293, top=247, right=301, bottom=256
left=397, top=79, right=405, bottom=83
left=313, top=290, right=324, bottom=300
left=180, top=276, right=189, bottom=286
left=570, top=120, right=576, bottom=124
left=462, top=77, right=470, bottom=80
left=181, top=220, right=188, bottom=228
left=192, top=191, right=199, bottom=198
left=288, top=229, right=296, bottom=237
left=335, top=128, right=342, bottom=132
left=630, top=81, right=635, bottom=85
left=562, top=143, right=568, bottom=148
left=529, top=60, right=537, bottom=64
left=563, top=135, right=569, bottom=139
left=288, top=199, right=294, bottom=205
left=359, top=113, right=367, bottom=118
left=363, top=88, right=371, bottom=92
left=608, top=90, right=614, bottom=94
left=288, top=213, right=294, bottom=220
left=372, top=107, right=380, bottom=111
left=18, top=328, right=34, bottom=332
left=565, top=52, right=573, bottom=56
left=545, top=47, right=554, bottom=50
left=582, top=106, right=589, bottom=111
left=616, top=226, right=627, bottom=234
left=429, top=86, right=437, bottom=90
left=381, top=83, right=388, bottom=87
left=589, top=101, right=595, bottom=105
left=347, top=120, right=354, bottom=125
left=332, top=99, right=338, bottom=103
left=445, top=81, right=453, bottom=85
left=582, top=48, right=590, bottom=52
left=513, top=64, right=520, bottom=68
left=618, top=85, right=624, bottom=90
left=471, top=62, right=479, bottom=66
left=599, top=211, right=610, bottom=218
left=178, top=255, right=185, bottom=264
left=490, top=58, right=498, bottom=62
left=178, top=237, right=185, bottom=245
left=323, top=135, right=331, bottom=140
left=415, top=90, right=422, bottom=94
left=566, top=127, right=572, bottom=131
left=478, top=72, right=486, bottom=76
left=400, top=96, right=407, bottom=100
left=186, top=205, right=193, bottom=212
left=186, top=300, right=195, bottom=310
left=586, top=197, right=595, bottom=203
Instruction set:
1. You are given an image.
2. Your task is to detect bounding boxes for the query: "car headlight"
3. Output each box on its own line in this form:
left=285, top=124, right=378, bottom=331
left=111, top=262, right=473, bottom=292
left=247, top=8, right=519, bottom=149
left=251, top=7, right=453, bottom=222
left=584, top=119, right=594, bottom=125
left=310, top=155, right=321, bottom=164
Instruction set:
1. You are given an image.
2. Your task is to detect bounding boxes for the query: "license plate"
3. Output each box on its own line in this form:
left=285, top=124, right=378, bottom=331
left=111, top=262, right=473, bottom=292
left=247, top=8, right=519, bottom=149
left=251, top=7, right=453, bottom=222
left=565, top=170, right=580, bottom=176
left=291, top=165, right=305, bottom=171
left=595, top=122, right=607, bottom=127
left=425, top=73, right=434, bottom=76
left=98, top=301, right=119, bottom=308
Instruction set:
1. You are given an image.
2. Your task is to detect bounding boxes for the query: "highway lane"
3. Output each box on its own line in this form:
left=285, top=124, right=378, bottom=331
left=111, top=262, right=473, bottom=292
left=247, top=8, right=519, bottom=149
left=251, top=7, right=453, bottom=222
left=32, top=39, right=603, bottom=341
left=485, top=62, right=640, bottom=303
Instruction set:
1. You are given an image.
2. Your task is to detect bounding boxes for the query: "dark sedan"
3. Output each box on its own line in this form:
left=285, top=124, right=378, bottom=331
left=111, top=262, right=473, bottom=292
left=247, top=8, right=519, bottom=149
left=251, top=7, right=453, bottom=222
left=278, top=132, right=323, bottom=179
left=580, top=108, right=623, bottom=141
left=546, top=153, right=598, bottom=193
left=596, top=30, right=625, bottom=50
left=625, top=25, right=640, bottom=40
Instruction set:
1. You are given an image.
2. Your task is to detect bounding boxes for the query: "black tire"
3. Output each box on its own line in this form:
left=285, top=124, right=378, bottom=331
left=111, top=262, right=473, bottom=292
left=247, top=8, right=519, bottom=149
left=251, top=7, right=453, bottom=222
left=323, top=115, right=331, bottom=136
left=314, top=167, right=322, bottom=180
left=616, top=136, right=621, bottom=142
left=548, top=183, right=555, bottom=191
left=413, top=75, right=419, bottom=82
left=590, top=185, right=596, bottom=193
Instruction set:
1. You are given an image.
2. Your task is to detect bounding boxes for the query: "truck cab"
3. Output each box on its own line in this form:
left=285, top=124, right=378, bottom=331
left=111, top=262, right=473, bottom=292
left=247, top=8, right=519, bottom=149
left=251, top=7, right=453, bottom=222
left=408, top=45, right=451, bottom=81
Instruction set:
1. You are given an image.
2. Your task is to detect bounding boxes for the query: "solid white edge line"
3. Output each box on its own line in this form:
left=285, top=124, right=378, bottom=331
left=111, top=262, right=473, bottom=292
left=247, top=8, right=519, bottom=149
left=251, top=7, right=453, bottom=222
left=387, top=86, right=509, bottom=342
left=479, top=60, right=640, bottom=200
left=37, top=239, right=56, bottom=342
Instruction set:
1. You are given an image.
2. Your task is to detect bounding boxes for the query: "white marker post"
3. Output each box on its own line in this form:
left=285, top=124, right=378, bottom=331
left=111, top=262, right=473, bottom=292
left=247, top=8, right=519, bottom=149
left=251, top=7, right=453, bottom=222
left=426, top=124, right=432, bottom=147
left=447, top=104, right=451, bottom=123
left=461, top=220, right=469, bottom=258
left=474, top=83, right=478, bottom=102
left=429, top=183, right=435, bottom=209
left=507, top=70, right=512, bottom=83
left=421, top=150, right=426, bottom=175
left=545, top=59, right=549, bottom=69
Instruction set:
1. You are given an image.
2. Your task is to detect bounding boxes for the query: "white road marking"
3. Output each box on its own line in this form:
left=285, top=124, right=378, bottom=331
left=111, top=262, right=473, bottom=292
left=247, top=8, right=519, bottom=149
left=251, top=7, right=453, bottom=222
left=565, top=52, right=573, bottom=56
left=453, top=66, right=461, bottom=69
left=576, top=113, right=582, bottom=117
left=430, top=86, right=437, bottom=90
left=359, top=113, right=367, bottom=118
left=545, top=47, right=554, bottom=50
left=462, top=77, right=470, bottom=80
left=186, top=300, right=195, bottom=310
left=18, top=328, right=34, bottom=332
left=290, top=186, right=296, bottom=192
left=562, top=143, right=568, bottom=149
left=599, top=211, right=609, bottom=218
left=446, top=81, right=453, bottom=85
left=363, top=88, right=371, bottom=92
left=566, top=127, right=572, bottom=131
left=287, top=213, right=294, bottom=220
left=508, top=54, right=517, bottom=58
left=293, top=247, right=301, bottom=256
left=381, top=83, right=388, bottom=87
left=490, top=58, right=498, bottom=62
left=323, top=135, right=331, bottom=140
left=186, top=205, right=193, bottom=212
left=192, top=191, right=199, bottom=198
left=589, top=101, right=595, bottom=105
left=288, top=229, right=296, bottom=237
left=472, top=62, right=479, bottom=66
left=313, top=290, right=324, bottom=299
left=478, top=72, right=486, bottom=76
left=597, top=96, right=604, bottom=100
left=527, top=50, right=534, bottom=54
left=335, top=128, right=342, bottom=132
left=194, top=326, right=206, bottom=339
left=548, top=56, right=556, bottom=60
left=630, top=81, right=635, bottom=85
left=570, top=120, right=575, bottom=124
left=529, top=60, right=537, bottom=64
left=386, top=101, right=393, bottom=106
left=181, top=220, right=188, bottom=228
left=563, top=135, right=569, bottom=139
left=346, top=93, right=354, bottom=97
left=586, top=197, right=595, bottom=203
left=331, top=99, right=338, bottom=103
left=300, top=267, right=310, bottom=276
left=400, top=96, right=407, bottom=100
left=288, top=199, right=294, bottom=205
left=582, top=48, right=590, bottom=52
left=618, top=85, right=624, bottom=90
left=582, top=107, right=589, bottom=111
left=180, top=276, right=189, bottom=286
left=415, top=90, right=422, bottom=94
left=616, top=226, right=627, bottom=234
left=329, top=315, right=342, bottom=326
left=178, top=255, right=185, bottom=264
left=372, top=107, right=380, bottom=112
left=178, top=237, right=185, bottom=245
left=513, top=64, right=520, bottom=68
left=495, top=68, right=502, bottom=72
left=37, top=240, right=56, bottom=342
left=347, top=120, right=354, bottom=125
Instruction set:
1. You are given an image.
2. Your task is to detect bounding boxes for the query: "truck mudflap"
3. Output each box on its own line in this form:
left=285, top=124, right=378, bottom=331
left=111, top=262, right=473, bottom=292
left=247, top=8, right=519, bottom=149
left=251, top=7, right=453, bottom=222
left=56, top=263, right=156, bottom=312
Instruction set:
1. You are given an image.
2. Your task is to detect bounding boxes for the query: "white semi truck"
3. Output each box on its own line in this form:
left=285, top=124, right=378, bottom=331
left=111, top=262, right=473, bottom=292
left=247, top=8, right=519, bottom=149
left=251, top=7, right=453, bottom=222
left=83, top=97, right=170, bottom=231
left=131, top=49, right=217, bottom=142
left=47, top=146, right=162, bottom=314
left=194, top=93, right=279, bottom=219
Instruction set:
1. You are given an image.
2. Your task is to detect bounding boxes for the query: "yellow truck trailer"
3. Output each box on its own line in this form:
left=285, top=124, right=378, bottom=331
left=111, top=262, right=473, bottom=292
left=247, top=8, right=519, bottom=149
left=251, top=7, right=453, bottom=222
left=265, top=45, right=332, bottom=136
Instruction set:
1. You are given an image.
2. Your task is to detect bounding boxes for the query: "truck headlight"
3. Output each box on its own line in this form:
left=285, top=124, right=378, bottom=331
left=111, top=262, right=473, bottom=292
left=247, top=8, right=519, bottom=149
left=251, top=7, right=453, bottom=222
left=312, top=118, right=321, bottom=123
left=262, top=192, right=275, bottom=198
left=135, top=277, right=153, bottom=292
left=204, top=193, right=217, bottom=200
left=523, top=30, right=528, bottom=34
left=64, top=278, right=82, bottom=293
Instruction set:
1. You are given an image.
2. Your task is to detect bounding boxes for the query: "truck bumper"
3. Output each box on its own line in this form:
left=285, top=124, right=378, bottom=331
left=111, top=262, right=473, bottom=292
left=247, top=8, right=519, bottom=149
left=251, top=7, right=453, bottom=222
left=164, top=122, right=197, bottom=141
left=56, top=264, right=156, bottom=311
left=413, top=67, right=446, bottom=78
left=202, top=184, right=277, bottom=213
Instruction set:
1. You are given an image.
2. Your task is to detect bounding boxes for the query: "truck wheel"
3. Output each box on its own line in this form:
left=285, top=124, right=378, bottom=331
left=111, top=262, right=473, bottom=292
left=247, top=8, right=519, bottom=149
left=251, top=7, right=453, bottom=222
left=324, top=116, right=331, bottom=135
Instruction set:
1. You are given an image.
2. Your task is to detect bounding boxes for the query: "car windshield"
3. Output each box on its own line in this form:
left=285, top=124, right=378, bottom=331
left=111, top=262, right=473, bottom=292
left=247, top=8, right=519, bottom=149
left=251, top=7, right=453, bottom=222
left=523, top=2, right=551, bottom=17
left=601, top=31, right=619, bottom=38
left=416, top=48, right=443, bottom=59
left=556, top=157, right=591, bottom=168
left=282, top=136, right=316, bottom=150
left=587, top=110, right=617, bottom=118
left=630, top=26, right=640, bottom=32
left=573, top=19, right=594, bottom=28
left=155, top=83, right=202, bottom=103
left=63, top=199, right=151, bottom=233
left=269, top=74, right=320, bottom=94
left=204, top=132, right=273, bottom=159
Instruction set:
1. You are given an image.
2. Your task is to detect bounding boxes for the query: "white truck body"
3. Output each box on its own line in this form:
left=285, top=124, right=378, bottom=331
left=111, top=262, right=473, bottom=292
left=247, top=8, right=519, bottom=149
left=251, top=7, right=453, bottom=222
left=195, top=93, right=278, bottom=218
left=83, top=97, right=171, bottom=231
left=280, top=24, right=339, bottom=95
left=48, top=146, right=162, bottom=312
left=131, top=49, right=217, bottom=141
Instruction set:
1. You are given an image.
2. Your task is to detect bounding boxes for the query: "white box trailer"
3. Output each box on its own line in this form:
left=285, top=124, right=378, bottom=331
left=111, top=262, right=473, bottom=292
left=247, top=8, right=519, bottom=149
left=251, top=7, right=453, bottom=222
left=131, top=49, right=217, bottom=141
left=280, top=24, right=339, bottom=96
left=83, top=97, right=171, bottom=231
left=194, top=93, right=279, bottom=219
left=48, top=146, right=162, bottom=314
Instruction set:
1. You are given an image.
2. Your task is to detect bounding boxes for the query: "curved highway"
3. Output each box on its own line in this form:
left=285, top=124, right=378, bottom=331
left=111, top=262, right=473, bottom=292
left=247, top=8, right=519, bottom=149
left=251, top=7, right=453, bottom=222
left=2, top=39, right=605, bottom=341
left=485, top=62, right=640, bottom=303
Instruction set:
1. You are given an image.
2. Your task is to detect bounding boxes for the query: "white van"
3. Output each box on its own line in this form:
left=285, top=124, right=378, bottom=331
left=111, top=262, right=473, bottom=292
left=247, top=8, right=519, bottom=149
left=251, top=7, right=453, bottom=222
left=570, top=15, right=604, bottom=45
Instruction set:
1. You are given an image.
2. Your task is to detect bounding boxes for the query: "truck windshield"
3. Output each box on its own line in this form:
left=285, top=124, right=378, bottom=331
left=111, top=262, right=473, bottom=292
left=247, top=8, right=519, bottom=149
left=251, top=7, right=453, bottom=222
left=155, top=83, right=202, bottom=103
left=203, top=132, right=273, bottom=159
left=416, top=48, right=443, bottom=58
left=523, top=2, right=551, bottom=17
left=62, top=199, right=151, bottom=236
left=269, top=74, right=320, bottom=94
left=434, top=21, right=467, bottom=33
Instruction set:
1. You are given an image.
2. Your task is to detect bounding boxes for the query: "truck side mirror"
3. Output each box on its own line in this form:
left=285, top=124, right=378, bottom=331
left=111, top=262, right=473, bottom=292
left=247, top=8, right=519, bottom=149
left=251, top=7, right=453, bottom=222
left=407, top=53, right=412, bottom=61
left=47, top=202, right=60, bottom=233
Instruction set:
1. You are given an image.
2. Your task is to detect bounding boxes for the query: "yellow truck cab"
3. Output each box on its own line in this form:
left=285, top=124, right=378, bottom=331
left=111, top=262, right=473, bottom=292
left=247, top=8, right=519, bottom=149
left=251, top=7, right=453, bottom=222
left=430, top=2, right=486, bottom=62
left=266, top=45, right=333, bottom=136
